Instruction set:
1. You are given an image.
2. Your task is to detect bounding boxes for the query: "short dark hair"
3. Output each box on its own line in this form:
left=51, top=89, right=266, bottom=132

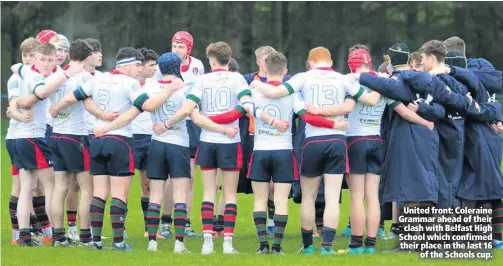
left=349, top=44, right=370, bottom=53
left=115, top=47, right=143, bottom=62
left=84, top=38, right=102, bottom=52
left=378, top=61, right=388, bottom=73
left=206, top=42, right=232, bottom=65
left=265, top=51, right=287, bottom=76
left=419, top=40, right=447, bottom=63
left=69, top=39, right=93, bottom=61
left=37, top=43, right=56, bottom=55
left=138, top=47, right=159, bottom=64
left=229, top=58, right=239, bottom=72
left=409, top=51, right=422, bottom=63
left=443, top=36, right=465, bottom=56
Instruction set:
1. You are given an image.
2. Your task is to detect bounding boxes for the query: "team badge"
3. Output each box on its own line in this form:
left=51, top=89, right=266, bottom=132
left=192, top=67, right=199, bottom=75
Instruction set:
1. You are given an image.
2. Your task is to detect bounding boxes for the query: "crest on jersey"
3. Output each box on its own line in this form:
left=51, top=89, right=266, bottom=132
left=192, top=67, right=198, bottom=75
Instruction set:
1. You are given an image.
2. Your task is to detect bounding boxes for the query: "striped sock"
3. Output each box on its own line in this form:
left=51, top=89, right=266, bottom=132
left=364, top=236, right=376, bottom=247
left=301, top=228, right=313, bottom=248
left=53, top=228, right=66, bottom=242
left=321, top=227, right=336, bottom=250
left=272, top=214, right=288, bottom=248
left=79, top=229, right=91, bottom=243
left=67, top=210, right=77, bottom=227
left=110, top=198, right=127, bottom=244
left=224, top=203, right=237, bottom=238
left=90, top=197, right=106, bottom=242
left=146, top=203, right=161, bottom=241
left=33, top=196, right=50, bottom=228
left=253, top=211, right=268, bottom=245
left=9, top=196, right=19, bottom=232
left=19, top=228, right=31, bottom=243
left=161, top=215, right=172, bottom=225
left=201, top=201, right=214, bottom=235
left=141, top=197, right=149, bottom=232
left=30, top=214, right=41, bottom=233
left=492, top=201, right=503, bottom=241
left=267, top=200, right=275, bottom=220
left=349, top=235, right=363, bottom=248
left=174, top=203, right=187, bottom=242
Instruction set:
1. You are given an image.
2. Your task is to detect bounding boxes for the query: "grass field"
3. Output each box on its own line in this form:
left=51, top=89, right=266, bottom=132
left=1, top=121, right=502, bottom=266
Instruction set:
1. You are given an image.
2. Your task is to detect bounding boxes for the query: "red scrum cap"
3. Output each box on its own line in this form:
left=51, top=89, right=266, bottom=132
left=36, top=29, right=58, bottom=44
left=348, top=48, right=373, bottom=73
left=172, top=31, right=194, bottom=56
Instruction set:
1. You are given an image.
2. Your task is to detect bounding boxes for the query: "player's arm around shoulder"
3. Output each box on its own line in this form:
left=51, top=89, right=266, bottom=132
left=250, top=72, right=304, bottom=99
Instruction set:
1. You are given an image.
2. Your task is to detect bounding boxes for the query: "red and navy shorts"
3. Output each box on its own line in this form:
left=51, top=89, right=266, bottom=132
left=195, top=141, right=243, bottom=170
left=247, top=149, right=298, bottom=183
left=6, top=139, right=19, bottom=175
left=13, top=138, right=53, bottom=171
left=90, top=135, right=134, bottom=176
left=347, top=135, right=384, bottom=175
left=49, top=133, right=91, bottom=173
left=300, top=134, right=348, bottom=177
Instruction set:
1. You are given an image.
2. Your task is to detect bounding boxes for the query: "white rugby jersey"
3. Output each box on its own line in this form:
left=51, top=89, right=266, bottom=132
left=6, top=74, right=22, bottom=140
left=77, top=70, right=141, bottom=138
left=347, top=85, right=399, bottom=136
left=131, top=78, right=155, bottom=135
left=140, top=80, right=191, bottom=147
left=187, top=69, right=251, bottom=144
left=45, top=65, right=63, bottom=126
left=284, top=68, right=363, bottom=138
left=49, top=69, right=93, bottom=135
left=85, top=70, right=104, bottom=134
left=253, top=82, right=305, bottom=150
left=15, top=65, right=49, bottom=138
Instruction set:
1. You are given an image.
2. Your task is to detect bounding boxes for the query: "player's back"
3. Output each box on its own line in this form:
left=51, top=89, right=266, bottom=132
left=85, top=70, right=105, bottom=134
left=50, top=71, right=92, bottom=135
left=16, top=67, right=48, bottom=138
left=297, top=68, right=349, bottom=137
left=87, top=71, right=140, bottom=137
left=149, top=81, right=190, bottom=146
left=347, top=85, right=389, bottom=136
left=191, top=70, right=249, bottom=143
left=252, top=88, right=295, bottom=150
left=131, top=78, right=155, bottom=135
left=6, top=74, right=22, bottom=140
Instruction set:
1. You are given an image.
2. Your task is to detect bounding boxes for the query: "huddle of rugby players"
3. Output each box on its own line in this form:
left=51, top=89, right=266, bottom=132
left=6, top=29, right=503, bottom=255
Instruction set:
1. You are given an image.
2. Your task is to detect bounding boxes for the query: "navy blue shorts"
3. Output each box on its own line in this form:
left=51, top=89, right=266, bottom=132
left=45, top=124, right=53, bottom=143
left=6, top=139, right=19, bottom=175
left=133, top=134, right=151, bottom=170
left=90, top=135, right=134, bottom=176
left=195, top=141, right=243, bottom=170
left=347, top=135, right=384, bottom=175
left=187, top=120, right=201, bottom=158
left=14, top=138, right=53, bottom=170
left=147, top=140, right=190, bottom=180
left=300, top=134, right=348, bottom=177
left=49, top=133, right=91, bottom=173
left=247, top=149, right=298, bottom=183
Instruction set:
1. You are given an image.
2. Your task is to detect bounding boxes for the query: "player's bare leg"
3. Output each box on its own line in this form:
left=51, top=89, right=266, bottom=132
left=221, top=169, right=239, bottom=254
left=300, top=175, right=321, bottom=254
left=146, top=179, right=165, bottom=252
left=9, top=173, right=21, bottom=244
left=50, top=171, right=73, bottom=246
left=383, top=202, right=400, bottom=239
left=213, top=172, right=224, bottom=237
left=346, top=174, right=365, bottom=253
left=363, top=173, right=380, bottom=253
left=267, top=181, right=275, bottom=236
left=160, top=179, right=174, bottom=238
left=74, top=171, right=92, bottom=247
left=89, top=175, right=110, bottom=249
left=321, top=174, right=344, bottom=254
left=109, top=175, right=132, bottom=251
left=35, top=168, right=55, bottom=242
left=66, top=178, right=79, bottom=241
left=140, top=169, right=149, bottom=237
left=17, top=169, right=38, bottom=246
left=172, top=178, right=191, bottom=253
left=252, top=181, right=270, bottom=254
left=200, top=169, right=217, bottom=254
left=184, top=159, right=199, bottom=236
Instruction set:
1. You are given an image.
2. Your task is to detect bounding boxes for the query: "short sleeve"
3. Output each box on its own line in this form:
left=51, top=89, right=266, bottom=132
left=344, top=77, right=365, bottom=98
left=283, top=72, right=306, bottom=95
left=30, top=75, right=46, bottom=96
left=186, top=78, right=202, bottom=104
left=292, top=92, right=307, bottom=115
left=235, top=74, right=251, bottom=100
left=386, top=97, right=401, bottom=108
left=7, top=75, right=21, bottom=99
left=74, top=79, right=93, bottom=101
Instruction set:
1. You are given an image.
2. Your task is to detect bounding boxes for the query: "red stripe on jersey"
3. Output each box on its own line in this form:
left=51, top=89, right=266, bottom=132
left=181, top=56, right=192, bottom=72
left=25, top=139, right=50, bottom=169
left=212, top=68, right=228, bottom=72
left=111, top=69, right=125, bottom=75
left=62, top=65, right=70, bottom=71
left=314, top=67, right=334, bottom=71
left=266, top=81, right=282, bottom=86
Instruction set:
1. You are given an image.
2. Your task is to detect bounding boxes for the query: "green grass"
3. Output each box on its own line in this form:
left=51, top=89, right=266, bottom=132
left=1, top=120, right=502, bottom=266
